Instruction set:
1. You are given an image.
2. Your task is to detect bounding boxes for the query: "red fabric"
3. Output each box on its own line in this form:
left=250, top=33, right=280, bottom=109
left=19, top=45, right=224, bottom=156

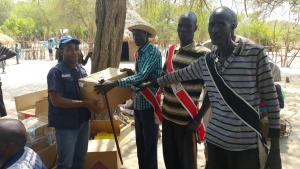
left=176, top=90, right=198, bottom=117
left=141, top=88, right=163, bottom=122
left=92, top=161, right=108, bottom=169
left=167, top=45, right=177, bottom=72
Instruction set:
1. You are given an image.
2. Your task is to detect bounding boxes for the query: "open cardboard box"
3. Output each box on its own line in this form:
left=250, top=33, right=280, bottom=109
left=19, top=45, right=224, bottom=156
left=90, top=120, right=121, bottom=139
left=22, top=117, right=48, bottom=141
left=79, top=68, right=133, bottom=114
left=15, top=90, right=48, bottom=120
left=85, top=140, right=121, bottom=169
left=35, top=98, right=49, bottom=123
left=38, top=143, right=57, bottom=169
left=86, top=120, right=133, bottom=169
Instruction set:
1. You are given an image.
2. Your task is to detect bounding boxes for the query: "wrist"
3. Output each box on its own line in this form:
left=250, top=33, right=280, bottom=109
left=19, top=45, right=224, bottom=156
left=113, top=80, right=119, bottom=87
left=81, top=100, right=89, bottom=108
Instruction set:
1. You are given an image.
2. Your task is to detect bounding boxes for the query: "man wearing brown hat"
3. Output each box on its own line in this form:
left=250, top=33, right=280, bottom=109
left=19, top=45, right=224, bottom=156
left=95, top=23, right=162, bottom=169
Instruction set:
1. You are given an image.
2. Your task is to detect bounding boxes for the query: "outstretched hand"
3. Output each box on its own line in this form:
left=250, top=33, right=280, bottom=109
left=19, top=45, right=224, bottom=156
left=139, top=78, right=159, bottom=89
left=86, top=52, right=93, bottom=58
left=94, top=79, right=117, bottom=95
left=186, top=119, right=200, bottom=132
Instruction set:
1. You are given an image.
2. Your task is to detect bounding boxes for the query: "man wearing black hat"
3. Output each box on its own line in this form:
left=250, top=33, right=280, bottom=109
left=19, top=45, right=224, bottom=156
left=95, top=23, right=162, bottom=169
left=47, top=35, right=98, bottom=169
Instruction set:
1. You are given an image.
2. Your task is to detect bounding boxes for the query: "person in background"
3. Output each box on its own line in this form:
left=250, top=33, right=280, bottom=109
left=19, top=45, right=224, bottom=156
left=48, top=39, right=54, bottom=60
left=0, top=43, right=16, bottom=117
left=0, top=119, right=46, bottom=169
left=15, top=44, right=21, bottom=64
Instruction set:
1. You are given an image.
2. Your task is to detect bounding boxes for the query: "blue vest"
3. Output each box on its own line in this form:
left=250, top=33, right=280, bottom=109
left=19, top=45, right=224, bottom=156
left=47, top=62, right=90, bottom=129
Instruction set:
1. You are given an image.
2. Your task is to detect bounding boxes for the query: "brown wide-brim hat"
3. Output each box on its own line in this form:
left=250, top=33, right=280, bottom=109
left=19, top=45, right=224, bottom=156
left=128, top=24, right=157, bottom=38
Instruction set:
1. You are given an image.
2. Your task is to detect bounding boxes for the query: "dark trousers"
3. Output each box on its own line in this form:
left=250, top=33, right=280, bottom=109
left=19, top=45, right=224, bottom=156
left=206, top=142, right=260, bottom=169
left=0, top=83, right=7, bottom=117
left=162, top=119, right=197, bottom=169
left=134, top=108, right=159, bottom=169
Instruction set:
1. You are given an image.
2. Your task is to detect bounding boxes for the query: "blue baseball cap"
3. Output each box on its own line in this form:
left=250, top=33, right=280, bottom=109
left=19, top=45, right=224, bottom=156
left=59, top=35, right=80, bottom=46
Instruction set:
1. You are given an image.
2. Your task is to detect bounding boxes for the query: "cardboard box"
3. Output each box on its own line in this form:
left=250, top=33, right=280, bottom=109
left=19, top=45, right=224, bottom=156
left=85, top=140, right=121, bottom=169
left=79, top=68, right=132, bottom=114
left=22, top=117, right=48, bottom=141
left=38, top=143, right=57, bottom=169
left=90, top=120, right=120, bottom=139
left=28, top=135, right=50, bottom=152
left=15, top=90, right=48, bottom=119
left=36, top=98, right=49, bottom=122
left=86, top=120, right=133, bottom=169
left=18, top=109, right=36, bottom=120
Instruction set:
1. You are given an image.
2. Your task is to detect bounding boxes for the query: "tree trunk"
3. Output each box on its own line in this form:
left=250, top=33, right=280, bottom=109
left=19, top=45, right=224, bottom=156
left=91, top=0, right=127, bottom=73
left=283, top=27, right=290, bottom=67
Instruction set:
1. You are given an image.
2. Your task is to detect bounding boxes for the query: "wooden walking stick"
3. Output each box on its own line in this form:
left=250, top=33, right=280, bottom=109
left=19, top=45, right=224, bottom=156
left=103, top=93, right=124, bottom=165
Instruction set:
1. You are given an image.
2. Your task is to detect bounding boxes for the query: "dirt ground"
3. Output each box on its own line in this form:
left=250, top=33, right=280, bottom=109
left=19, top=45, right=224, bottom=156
left=2, top=58, right=299, bottom=169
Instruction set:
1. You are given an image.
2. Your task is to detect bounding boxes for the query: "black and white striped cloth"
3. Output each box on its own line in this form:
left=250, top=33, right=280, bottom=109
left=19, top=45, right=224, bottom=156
left=0, top=45, right=15, bottom=62
left=0, top=45, right=11, bottom=56
left=158, top=40, right=280, bottom=151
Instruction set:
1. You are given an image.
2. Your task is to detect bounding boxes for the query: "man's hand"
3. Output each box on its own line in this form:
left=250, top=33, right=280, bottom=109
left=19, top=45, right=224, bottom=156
left=139, top=78, right=159, bottom=89
left=120, top=68, right=135, bottom=76
left=186, top=119, right=199, bottom=132
left=94, top=79, right=117, bottom=94
left=84, top=100, right=98, bottom=113
left=269, top=138, right=281, bottom=169
left=86, top=52, right=93, bottom=58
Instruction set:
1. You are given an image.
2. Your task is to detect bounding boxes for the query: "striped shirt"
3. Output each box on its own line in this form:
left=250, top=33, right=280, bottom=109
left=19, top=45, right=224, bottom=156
left=117, top=43, right=162, bottom=110
left=2, top=147, right=46, bottom=169
left=0, top=45, right=12, bottom=56
left=162, top=42, right=210, bottom=125
left=158, top=40, right=280, bottom=151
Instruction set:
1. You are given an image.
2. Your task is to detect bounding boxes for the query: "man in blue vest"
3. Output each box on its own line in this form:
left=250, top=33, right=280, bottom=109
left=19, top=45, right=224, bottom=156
left=47, top=35, right=97, bottom=169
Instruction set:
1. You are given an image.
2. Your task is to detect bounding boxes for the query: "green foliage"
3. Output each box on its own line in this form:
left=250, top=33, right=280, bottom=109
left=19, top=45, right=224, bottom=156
left=0, top=0, right=96, bottom=41
left=0, top=0, right=299, bottom=46
left=137, top=0, right=300, bottom=46
left=0, top=15, right=36, bottom=40
left=137, top=0, right=210, bottom=44
left=0, top=0, right=13, bottom=24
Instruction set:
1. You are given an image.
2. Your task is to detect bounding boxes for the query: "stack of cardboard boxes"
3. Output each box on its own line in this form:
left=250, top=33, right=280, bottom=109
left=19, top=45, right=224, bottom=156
left=14, top=89, right=56, bottom=169
left=79, top=68, right=133, bottom=169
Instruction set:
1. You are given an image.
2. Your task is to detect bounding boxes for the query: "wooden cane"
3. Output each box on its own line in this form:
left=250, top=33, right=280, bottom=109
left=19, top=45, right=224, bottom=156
left=103, top=93, right=124, bottom=165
